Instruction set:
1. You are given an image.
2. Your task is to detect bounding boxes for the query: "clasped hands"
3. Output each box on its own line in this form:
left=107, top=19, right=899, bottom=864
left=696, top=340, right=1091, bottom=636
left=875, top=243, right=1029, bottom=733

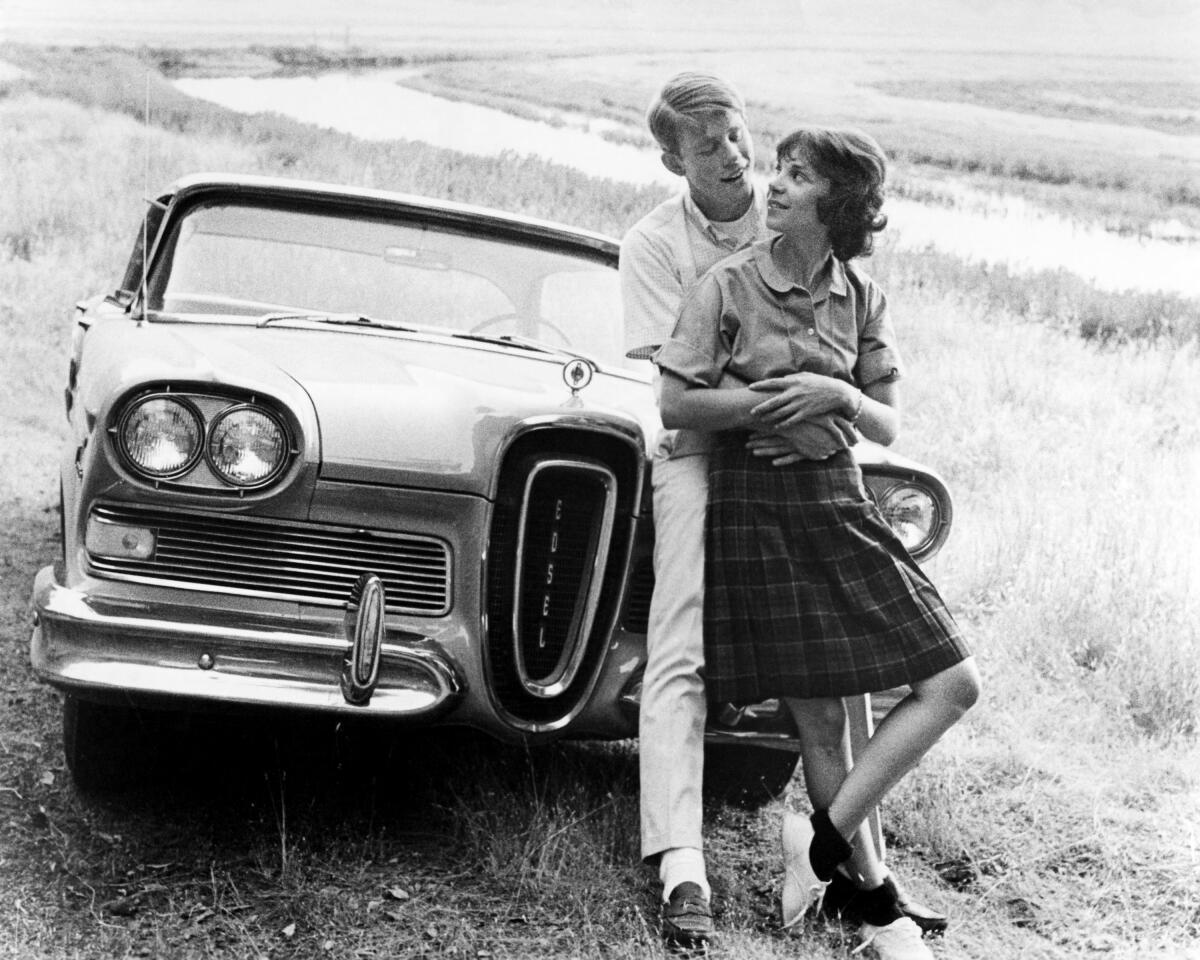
left=744, top=372, right=858, bottom=466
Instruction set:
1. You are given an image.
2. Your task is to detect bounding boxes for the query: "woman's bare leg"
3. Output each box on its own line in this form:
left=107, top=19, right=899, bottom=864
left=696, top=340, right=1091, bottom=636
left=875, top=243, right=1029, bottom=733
left=786, top=697, right=888, bottom=887
left=826, top=658, right=981, bottom=838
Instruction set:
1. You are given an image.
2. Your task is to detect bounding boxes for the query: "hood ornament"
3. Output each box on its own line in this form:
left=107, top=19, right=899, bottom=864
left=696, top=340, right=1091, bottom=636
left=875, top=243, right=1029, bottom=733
left=562, top=358, right=594, bottom=398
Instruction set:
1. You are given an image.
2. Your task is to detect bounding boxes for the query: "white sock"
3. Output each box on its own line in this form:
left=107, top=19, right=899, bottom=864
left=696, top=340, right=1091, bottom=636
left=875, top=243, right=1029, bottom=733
left=659, top=847, right=710, bottom=902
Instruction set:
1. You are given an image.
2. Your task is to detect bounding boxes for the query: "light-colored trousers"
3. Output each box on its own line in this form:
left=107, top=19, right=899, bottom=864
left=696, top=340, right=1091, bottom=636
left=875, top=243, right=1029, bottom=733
left=639, top=439, right=710, bottom=861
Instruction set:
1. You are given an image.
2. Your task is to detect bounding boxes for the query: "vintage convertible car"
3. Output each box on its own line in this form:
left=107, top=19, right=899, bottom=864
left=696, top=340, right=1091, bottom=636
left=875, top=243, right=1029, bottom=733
left=30, top=174, right=953, bottom=801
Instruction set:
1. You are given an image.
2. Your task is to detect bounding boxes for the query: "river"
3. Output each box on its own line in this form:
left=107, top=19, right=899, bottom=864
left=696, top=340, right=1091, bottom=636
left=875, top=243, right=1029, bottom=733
left=175, top=71, right=1200, bottom=299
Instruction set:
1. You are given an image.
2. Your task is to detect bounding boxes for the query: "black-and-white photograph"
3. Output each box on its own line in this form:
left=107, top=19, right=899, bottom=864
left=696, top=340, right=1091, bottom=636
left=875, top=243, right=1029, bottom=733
left=1, top=2, right=1197, bottom=957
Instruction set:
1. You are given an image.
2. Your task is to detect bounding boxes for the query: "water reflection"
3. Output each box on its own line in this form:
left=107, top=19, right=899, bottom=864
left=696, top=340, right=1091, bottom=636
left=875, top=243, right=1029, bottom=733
left=177, top=71, right=673, bottom=187
left=176, top=72, right=1199, bottom=298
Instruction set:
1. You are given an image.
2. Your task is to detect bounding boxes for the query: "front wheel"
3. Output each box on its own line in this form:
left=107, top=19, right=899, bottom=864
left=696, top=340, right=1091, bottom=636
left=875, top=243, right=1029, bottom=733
left=62, top=695, right=162, bottom=794
left=703, top=742, right=800, bottom=808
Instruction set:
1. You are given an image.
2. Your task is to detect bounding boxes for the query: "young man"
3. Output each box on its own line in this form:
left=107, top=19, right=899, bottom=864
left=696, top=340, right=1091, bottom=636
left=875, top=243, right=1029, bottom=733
left=621, top=74, right=949, bottom=952
left=622, top=71, right=827, bottom=949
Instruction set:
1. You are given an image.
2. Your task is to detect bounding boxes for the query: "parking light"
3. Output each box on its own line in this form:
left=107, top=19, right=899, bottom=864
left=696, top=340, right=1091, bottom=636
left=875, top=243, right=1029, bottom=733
left=85, top=517, right=156, bottom=560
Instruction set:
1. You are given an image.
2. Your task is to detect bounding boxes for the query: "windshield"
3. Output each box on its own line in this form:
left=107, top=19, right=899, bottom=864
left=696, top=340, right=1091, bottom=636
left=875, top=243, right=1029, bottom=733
left=145, top=200, right=628, bottom=367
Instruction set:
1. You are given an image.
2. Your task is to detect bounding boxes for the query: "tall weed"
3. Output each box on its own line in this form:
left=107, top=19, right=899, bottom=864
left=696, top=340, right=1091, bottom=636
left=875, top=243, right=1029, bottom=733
left=891, top=290, right=1200, bottom=740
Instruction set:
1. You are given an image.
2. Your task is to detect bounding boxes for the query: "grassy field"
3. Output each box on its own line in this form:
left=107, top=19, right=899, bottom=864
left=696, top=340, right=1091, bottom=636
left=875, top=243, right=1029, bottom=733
left=1, top=37, right=1199, bottom=960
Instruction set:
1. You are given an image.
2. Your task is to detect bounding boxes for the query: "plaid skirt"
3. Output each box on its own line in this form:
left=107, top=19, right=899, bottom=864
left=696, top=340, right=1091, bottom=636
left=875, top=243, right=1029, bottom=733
left=704, top=435, right=970, bottom=704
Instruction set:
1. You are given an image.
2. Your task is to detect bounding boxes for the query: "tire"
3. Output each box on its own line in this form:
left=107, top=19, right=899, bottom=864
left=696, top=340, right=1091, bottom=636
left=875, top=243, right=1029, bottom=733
left=61, top=695, right=160, bottom=794
left=703, top=742, right=800, bottom=808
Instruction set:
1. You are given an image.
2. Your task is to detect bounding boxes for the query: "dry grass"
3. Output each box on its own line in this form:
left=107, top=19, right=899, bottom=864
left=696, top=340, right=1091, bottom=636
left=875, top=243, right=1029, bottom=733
left=875, top=291, right=1200, bottom=956
left=1, top=45, right=1198, bottom=960
left=889, top=292, right=1200, bottom=741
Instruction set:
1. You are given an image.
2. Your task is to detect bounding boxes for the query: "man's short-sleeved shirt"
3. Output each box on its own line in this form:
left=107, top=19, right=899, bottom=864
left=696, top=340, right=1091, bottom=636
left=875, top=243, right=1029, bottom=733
left=655, top=235, right=904, bottom=390
left=620, top=187, right=768, bottom=358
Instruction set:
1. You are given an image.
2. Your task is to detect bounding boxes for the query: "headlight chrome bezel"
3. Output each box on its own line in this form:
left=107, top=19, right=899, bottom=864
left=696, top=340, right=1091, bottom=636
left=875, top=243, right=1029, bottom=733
left=115, top=394, right=205, bottom=480
left=110, top=387, right=296, bottom=495
left=205, top=403, right=291, bottom=489
left=863, top=472, right=953, bottom=562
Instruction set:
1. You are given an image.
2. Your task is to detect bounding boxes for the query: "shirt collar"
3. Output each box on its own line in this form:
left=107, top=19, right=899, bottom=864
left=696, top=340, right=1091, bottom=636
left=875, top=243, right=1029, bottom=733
left=754, top=236, right=848, bottom=300
left=682, top=184, right=766, bottom=245
left=826, top=258, right=848, bottom=300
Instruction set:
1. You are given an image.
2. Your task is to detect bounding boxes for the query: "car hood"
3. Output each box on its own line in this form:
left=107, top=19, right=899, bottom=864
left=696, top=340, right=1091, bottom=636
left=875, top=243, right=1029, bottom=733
left=148, top=323, right=658, bottom=495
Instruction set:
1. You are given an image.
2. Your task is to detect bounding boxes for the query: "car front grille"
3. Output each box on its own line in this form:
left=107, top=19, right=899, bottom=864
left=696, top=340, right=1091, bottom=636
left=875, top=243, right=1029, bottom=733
left=86, top=504, right=450, bottom=615
left=511, top=460, right=616, bottom=691
left=486, top=429, right=641, bottom=728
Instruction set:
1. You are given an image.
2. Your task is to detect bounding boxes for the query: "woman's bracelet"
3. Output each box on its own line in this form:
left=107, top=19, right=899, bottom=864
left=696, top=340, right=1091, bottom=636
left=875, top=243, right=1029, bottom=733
left=849, top=388, right=864, bottom=423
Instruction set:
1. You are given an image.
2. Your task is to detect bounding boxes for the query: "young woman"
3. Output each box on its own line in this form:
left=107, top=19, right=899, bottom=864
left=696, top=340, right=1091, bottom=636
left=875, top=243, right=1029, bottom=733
left=654, top=127, right=981, bottom=960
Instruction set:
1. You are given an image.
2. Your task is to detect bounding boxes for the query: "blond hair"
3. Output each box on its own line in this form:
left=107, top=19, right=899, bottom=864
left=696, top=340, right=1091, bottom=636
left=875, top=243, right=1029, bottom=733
left=646, top=72, right=746, bottom=154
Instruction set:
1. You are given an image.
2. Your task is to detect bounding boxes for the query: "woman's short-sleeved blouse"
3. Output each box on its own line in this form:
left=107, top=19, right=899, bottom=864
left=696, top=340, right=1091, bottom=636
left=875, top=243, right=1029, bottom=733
left=654, top=236, right=904, bottom=389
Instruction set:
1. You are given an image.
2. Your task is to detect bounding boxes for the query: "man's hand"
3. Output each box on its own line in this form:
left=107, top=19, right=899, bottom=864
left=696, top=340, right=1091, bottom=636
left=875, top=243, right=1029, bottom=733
left=746, top=414, right=858, bottom=466
left=748, top=372, right=853, bottom=429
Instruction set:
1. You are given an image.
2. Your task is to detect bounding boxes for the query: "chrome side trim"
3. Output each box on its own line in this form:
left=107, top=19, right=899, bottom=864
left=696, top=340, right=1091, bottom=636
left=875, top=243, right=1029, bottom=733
left=511, top=459, right=617, bottom=699
left=701, top=728, right=803, bottom=753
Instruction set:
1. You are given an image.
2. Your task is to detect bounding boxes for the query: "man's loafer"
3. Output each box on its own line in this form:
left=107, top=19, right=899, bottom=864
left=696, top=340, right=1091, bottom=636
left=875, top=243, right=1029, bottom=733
left=820, top=871, right=948, bottom=937
left=662, top=881, right=714, bottom=949
left=883, top=874, right=948, bottom=937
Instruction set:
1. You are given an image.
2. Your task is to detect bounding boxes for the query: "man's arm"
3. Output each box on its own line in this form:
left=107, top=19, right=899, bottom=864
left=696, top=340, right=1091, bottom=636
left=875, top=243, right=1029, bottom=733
left=748, top=373, right=900, bottom=446
left=746, top=414, right=858, bottom=465
left=620, top=227, right=682, bottom=356
left=718, top=372, right=856, bottom=465
left=658, top=370, right=762, bottom=430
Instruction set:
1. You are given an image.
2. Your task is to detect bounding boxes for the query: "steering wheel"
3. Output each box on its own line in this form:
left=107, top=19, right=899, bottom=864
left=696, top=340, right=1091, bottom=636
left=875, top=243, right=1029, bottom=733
left=469, top=312, right=572, bottom=347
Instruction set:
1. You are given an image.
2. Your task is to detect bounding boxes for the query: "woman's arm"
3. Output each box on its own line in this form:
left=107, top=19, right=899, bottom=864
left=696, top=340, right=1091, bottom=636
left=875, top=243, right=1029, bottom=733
left=748, top=373, right=901, bottom=446
left=854, top=378, right=900, bottom=446
left=661, top=367, right=893, bottom=447
left=655, top=270, right=899, bottom=441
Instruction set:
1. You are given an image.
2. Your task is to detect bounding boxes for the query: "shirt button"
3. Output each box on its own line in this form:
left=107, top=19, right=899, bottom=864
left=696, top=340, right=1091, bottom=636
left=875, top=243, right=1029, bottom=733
left=807, top=327, right=816, bottom=335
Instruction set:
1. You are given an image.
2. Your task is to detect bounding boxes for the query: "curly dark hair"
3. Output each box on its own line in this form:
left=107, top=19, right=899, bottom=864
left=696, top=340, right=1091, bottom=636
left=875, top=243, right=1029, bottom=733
left=775, top=127, right=888, bottom=261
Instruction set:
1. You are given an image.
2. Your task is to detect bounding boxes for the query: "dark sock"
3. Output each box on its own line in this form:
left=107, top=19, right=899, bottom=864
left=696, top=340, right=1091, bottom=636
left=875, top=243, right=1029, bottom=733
left=808, top=809, right=853, bottom=881
left=855, top=882, right=905, bottom=927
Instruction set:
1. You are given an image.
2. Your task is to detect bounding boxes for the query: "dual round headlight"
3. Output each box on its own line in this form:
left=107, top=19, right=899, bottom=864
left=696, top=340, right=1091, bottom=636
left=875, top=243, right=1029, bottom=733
left=117, top=394, right=290, bottom=488
left=207, top=407, right=289, bottom=485
left=119, top=397, right=203, bottom=477
left=875, top=483, right=942, bottom=556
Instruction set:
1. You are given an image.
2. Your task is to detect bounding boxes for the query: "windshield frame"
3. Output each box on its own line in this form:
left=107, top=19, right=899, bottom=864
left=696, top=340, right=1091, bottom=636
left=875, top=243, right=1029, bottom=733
left=137, top=182, right=626, bottom=365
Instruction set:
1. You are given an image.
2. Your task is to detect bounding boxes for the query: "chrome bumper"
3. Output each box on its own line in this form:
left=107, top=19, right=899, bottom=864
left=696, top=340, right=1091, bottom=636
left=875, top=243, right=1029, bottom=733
left=29, top=566, right=463, bottom=718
